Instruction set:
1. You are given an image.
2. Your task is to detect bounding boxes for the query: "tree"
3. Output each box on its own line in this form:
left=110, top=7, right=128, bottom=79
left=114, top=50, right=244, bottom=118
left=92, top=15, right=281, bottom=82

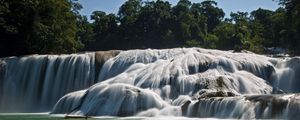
left=250, top=8, right=275, bottom=47
left=171, top=0, right=193, bottom=46
left=214, top=22, right=235, bottom=50
left=270, top=8, right=286, bottom=48
left=0, top=0, right=37, bottom=56
left=1, top=0, right=294, bottom=56
left=76, top=15, right=94, bottom=48
left=134, top=0, right=173, bottom=48
left=199, top=0, right=225, bottom=32
left=230, top=12, right=251, bottom=51
left=0, top=0, right=83, bottom=56
left=279, top=0, right=300, bottom=55
left=117, top=0, right=142, bottom=49
left=89, top=11, right=119, bottom=50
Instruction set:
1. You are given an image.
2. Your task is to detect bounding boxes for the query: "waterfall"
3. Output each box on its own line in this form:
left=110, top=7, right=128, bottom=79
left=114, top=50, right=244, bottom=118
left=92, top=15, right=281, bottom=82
left=1, top=48, right=300, bottom=119
left=272, top=57, right=300, bottom=92
left=0, top=51, right=119, bottom=112
left=184, top=94, right=300, bottom=119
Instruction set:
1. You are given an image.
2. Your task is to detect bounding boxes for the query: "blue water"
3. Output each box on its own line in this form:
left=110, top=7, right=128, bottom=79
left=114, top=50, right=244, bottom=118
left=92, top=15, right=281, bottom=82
left=0, top=113, right=220, bottom=120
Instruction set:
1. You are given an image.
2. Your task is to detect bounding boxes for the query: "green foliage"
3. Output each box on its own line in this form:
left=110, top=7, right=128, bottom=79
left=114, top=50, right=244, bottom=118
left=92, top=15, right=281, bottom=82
left=199, top=0, right=225, bottom=32
left=1, top=0, right=300, bottom=56
left=214, top=12, right=250, bottom=52
left=76, top=15, right=94, bottom=47
left=0, top=0, right=82, bottom=56
left=88, top=11, right=119, bottom=50
left=80, top=0, right=229, bottom=50
left=184, top=40, right=202, bottom=47
left=213, top=22, right=235, bottom=50
left=279, top=0, right=300, bottom=55
left=203, top=34, right=218, bottom=49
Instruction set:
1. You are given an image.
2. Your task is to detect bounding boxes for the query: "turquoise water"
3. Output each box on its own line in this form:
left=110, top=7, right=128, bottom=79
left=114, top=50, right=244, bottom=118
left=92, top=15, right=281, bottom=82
left=0, top=114, right=64, bottom=120
left=0, top=113, right=125, bottom=120
left=0, top=113, right=155, bottom=120
left=0, top=113, right=218, bottom=120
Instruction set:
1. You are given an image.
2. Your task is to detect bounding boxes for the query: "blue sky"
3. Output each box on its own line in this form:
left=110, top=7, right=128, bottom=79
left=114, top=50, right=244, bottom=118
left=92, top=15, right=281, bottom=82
left=78, top=0, right=280, bottom=19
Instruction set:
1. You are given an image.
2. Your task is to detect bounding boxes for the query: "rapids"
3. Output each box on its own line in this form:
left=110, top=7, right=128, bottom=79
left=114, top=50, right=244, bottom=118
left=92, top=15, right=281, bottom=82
left=0, top=48, right=299, bottom=119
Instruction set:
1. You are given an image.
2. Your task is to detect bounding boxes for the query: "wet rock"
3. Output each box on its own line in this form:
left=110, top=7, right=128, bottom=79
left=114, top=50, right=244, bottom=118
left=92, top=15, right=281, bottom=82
left=181, top=101, right=191, bottom=116
left=199, top=91, right=237, bottom=98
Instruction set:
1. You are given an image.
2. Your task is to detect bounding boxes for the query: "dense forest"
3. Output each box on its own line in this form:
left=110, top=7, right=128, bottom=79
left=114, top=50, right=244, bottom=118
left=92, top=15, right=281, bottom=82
left=0, top=0, right=299, bottom=57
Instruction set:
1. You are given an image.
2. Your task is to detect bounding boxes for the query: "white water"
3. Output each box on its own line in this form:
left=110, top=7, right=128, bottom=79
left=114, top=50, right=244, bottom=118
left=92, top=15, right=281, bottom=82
left=0, top=53, right=97, bottom=112
left=185, top=94, right=300, bottom=119
left=1, top=48, right=300, bottom=119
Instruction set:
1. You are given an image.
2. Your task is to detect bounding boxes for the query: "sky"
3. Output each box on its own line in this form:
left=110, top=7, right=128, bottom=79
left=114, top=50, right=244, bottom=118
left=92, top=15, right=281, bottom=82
left=78, top=0, right=281, bottom=19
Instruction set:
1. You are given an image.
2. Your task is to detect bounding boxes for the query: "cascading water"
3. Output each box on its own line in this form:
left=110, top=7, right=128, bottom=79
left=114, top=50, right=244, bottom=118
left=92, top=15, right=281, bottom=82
left=0, top=48, right=300, bottom=119
left=183, top=94, right=300, bottom=119
left=0, top=51, right=119, bottom=112
left=272, top=57, right=300, bottom=92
